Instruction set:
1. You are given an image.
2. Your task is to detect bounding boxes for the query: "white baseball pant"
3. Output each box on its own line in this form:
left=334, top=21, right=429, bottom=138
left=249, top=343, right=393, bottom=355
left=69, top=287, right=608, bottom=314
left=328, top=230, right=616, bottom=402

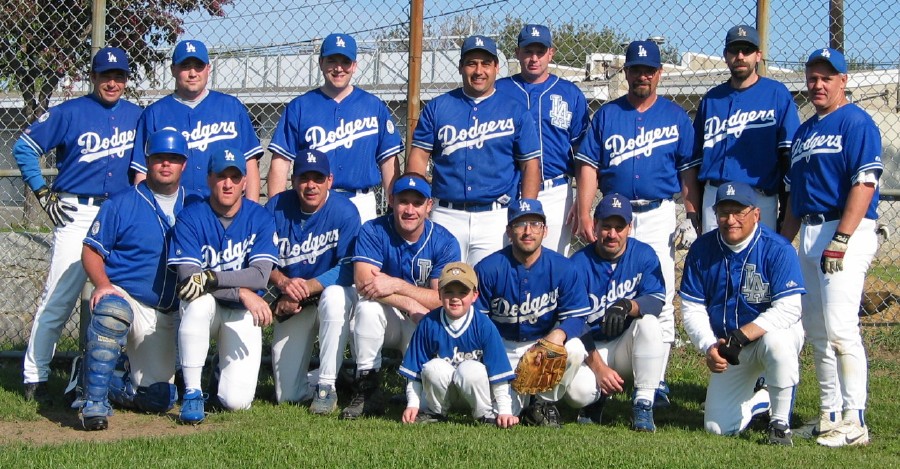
left=702, top=182, right=778, bottom=233
left=431, top=204, right=508, bottom=266
left=417, top=358, right=494, bottom=419
left=799, top=218, right=876, bottom=415
left=271, top=285, right=356, bottom=403
left=114, top=287, right=178, bottom=387
left=704, top=321, right=803, bottom=435
left=179, top=294, right=262, bottom=411
left=23, top=198, right=100, bottom=384
left=538, top=181, right=574, bottom=255
left=505, top=337, right=587, bottom=415
left=352, top=298, right=417, bottom=372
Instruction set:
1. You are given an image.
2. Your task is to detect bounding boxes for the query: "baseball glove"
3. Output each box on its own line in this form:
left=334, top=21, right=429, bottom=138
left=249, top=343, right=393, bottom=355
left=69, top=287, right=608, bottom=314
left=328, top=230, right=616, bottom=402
left=511, top=339, right=568, bottom=395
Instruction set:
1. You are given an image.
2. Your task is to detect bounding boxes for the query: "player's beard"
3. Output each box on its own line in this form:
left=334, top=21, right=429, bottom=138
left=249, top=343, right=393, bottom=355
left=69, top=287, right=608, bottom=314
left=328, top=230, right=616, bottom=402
left=630, top=81, right=652, bottom=99
left=729, top=63, right=754, bottom=81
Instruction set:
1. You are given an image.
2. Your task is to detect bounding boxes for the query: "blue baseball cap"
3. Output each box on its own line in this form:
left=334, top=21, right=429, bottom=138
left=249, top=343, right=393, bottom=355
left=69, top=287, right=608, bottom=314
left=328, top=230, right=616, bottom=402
left=518, top=24, right=552, bottom=48
left=392, top=174, right=431, bottom=198
left=594, top=193, right=633, bottom=224
left=725, top=25, right=760, bottom=48
left=292, top=149, right=330, bottom=177
left=806, top=47, right=847, bottom=74
left=508, top=198, right=545, bottom=224
left=92, top=47, right=130, bottom=74
left=172, top=40, right=209, bottom=65
left=461, top=35, right=498, bottom=59
left=320, top=33, right=357, bottom=61
left=714, top=181, right=757, bottom=207
left=208, top=147, right=246, bottom=175
left=624, top=40, right=661, bottom=69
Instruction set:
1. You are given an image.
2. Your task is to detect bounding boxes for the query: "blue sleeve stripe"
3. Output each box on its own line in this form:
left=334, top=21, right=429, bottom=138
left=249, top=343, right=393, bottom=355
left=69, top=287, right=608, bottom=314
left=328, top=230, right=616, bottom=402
left=650, top=293, right=666, bottom=302
left=772, top=288, right=805, bottom=300
left=678, top=159, right=703, bottom=171
left=168, top=257, right=202, bottom=267
left=20, top=134, right=45, bottom=155
left=376, top=146, right=403, bottom=162
left=398, top=366, right=419, bottom=381
left=559, top=306, right=591, bottom=318
left=249, top=253, right=279, bottom=264
left=130, top=161, right=148, bottom=174
left=351, top=256, right=383, bottom=268
left=411, top=140, right=434, bottom=151
left=858, top=162, right=884, bottom=172
left=679, top=291, right=705, bottom=303
left=516, top=149, right=541, bottom=161
left=244, top=146, right=264, bottom=159
left=574, top=153, right=598, bottom=168
left=777, top=140, right=793, bottom=148
left=488, top=370, right=515, bottom=383
left=267, top=144, right=297, bottom=161
left=82, top=238, right=110, bottom=258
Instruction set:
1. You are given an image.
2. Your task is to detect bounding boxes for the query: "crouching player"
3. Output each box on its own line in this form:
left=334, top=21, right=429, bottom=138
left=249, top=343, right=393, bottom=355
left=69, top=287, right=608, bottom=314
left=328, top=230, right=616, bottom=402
left=399, top=262, right=518, bottom=427
left=76, top=129, right=189, bottom=430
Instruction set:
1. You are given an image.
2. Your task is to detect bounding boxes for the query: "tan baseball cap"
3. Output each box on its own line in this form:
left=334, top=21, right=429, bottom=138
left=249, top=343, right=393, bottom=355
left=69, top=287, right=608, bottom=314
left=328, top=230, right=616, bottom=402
left=439, top=262, right=478, bottom=290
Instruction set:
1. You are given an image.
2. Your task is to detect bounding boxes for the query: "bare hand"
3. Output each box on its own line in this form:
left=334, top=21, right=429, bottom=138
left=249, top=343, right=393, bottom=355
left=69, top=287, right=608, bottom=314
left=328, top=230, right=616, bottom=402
left=594, top=365, right=625, bottom=395
left=706, top=341, right=729, bottom=373
left=241, top=289, right=273, bottom=327
left=576, top=214, right=597, bottom=243
left=496, top=414, right=519, bottom=428
left=90, top=285, right=124, bottom=309
left=401, top=407, right=419, bottom=424
left=276, top=277, right=311, bottom=302
left=273, top=296, right=302, bottom=319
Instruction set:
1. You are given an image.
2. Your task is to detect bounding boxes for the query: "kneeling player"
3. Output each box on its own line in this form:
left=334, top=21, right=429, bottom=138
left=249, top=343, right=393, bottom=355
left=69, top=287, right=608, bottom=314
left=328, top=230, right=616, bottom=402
left=399, top=262, right=518, bottom=427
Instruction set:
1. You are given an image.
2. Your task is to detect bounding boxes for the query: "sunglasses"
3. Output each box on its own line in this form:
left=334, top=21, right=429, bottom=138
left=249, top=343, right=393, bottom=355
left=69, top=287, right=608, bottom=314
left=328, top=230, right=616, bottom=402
left=726, top=45, right=758, bottom=56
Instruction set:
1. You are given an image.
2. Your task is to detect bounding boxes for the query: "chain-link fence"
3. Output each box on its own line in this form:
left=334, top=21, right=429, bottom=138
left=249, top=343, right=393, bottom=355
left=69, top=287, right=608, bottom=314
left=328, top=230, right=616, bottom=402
left=0, top=0, right=898, bottom=351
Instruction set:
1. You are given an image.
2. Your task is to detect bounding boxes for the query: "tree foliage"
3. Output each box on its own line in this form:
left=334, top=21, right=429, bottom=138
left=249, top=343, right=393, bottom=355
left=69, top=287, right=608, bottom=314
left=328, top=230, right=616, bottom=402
left=0, top=0, right=233, bottom=126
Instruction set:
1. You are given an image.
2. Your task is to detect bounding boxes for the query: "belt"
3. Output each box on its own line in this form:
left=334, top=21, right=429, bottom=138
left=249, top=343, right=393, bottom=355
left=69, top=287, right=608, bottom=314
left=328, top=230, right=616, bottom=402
left=630, top=199, right=665, bottom=213
left=60, top=193, right=107, bottom=207
left=801, top=211, right=842, bottom=225
left=334, top=186, right=377, bottom=195
left=541, top=175, right=569, bottom=191
left=707, top=180, right=777, bottom=197
left=436, top=199, right=507, bottom=213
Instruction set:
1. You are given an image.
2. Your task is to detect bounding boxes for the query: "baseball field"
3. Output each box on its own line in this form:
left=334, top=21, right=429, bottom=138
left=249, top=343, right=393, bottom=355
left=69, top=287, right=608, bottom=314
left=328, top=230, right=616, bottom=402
left=0, top=324, right=897, bottom=468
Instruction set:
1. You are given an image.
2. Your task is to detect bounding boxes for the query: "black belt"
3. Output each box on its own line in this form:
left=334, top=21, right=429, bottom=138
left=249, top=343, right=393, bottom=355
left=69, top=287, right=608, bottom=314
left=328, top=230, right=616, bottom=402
left=630, top=199, right=664, bottom=213
left=437, top=199, right=507, bottom=213
left=335, top=186, right=378, bottom=195
left=76, top=196, right=107, bottom=207
left=801, top=211, right=842, bottom=225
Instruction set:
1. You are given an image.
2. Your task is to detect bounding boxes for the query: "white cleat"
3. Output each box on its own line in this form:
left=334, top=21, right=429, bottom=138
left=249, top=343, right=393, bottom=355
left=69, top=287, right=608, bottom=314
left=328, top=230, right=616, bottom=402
left=816, top=420, right=870, bottom=447
left=797, top=413, right=840, bottom=439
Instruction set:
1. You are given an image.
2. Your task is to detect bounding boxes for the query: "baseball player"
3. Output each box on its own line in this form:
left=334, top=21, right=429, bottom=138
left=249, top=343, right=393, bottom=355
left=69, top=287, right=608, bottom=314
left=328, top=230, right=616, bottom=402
left=682, top=182, right=805, bottom=446
left=267, top=33, right=403, bottom=222
left=495, top=24, right=589, bottom=254
left=342, top=174, right=461, bottom=420
left=574, top=40, right=700, bottom=407
left=780, top=48, right=883, bottom=447
left=474, top=199, right=590, bottom=427
left=14, top=47, right=142, bottom=401
left=75, top=129, right=189, bottom=430
left=406, top=35, right=542, bottom=266
left=694, top=25, right=800, bottom=233
left=399, top=262, right=518, bottom=428
left=168, top=147, right=278, bottom=424
left=131, top=39, right=264, bottom=203
left=564, top=194, right=667, bottom=432
left=266, top=149, right=361, bottom=413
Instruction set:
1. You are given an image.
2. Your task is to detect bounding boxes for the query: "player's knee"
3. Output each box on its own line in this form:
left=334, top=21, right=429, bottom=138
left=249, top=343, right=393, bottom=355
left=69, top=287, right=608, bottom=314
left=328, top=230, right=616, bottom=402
left=217, top=390, right=253, bottom=411
left=422, top=358, right=454, bottom=382
left=91, top=295, right=133, bottom=339
left=564, top=338, right=587, bottom=365
left=133, top=382, right=177, bottom=412
left=454, top=360, right=487, bottom=383
left=318, top=287, right=349, bottom=322
left=352, top=301, right=386, bottom=331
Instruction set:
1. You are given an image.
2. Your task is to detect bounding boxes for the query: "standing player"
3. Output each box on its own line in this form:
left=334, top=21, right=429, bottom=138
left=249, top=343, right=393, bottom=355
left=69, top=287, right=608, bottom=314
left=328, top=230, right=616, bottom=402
left=131, top=39, right=263, bottom=202
left=399, top=262, right=518, bottom=428
left=14, top=47, right=142, bottom=401
left=341, top=174, right=461, bottom=420
left=495, top=24, right=589, bottom=254
left=575, top=40, right=700, bottom=406
left=267, top=33, right=403, bottom=222
left=406, top=35, right=542, bottom=265
left=565, top=194, right=667, bottom=432
left=266, top=149, right=361, bottom=413
left=169, top=147, right=278, bottom=424
left=682, top=182, right=805, bottom=445
left=780, top=48, right=882, bottom=447
left=475, top=199, right=590, bottom=427
left=694, top=25, right=800, bottom=232
left=76, top=129, right=189, bottom=430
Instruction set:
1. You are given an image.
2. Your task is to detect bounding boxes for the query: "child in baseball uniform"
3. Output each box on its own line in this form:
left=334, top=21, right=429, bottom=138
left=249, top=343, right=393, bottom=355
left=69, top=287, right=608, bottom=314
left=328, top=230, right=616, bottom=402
left=399, top=262, right=518, bottom=428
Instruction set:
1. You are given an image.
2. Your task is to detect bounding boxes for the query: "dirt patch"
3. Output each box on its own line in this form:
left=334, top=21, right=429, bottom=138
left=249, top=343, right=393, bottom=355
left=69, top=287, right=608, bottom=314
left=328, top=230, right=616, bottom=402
left=0, top=407, right=219, bottom=446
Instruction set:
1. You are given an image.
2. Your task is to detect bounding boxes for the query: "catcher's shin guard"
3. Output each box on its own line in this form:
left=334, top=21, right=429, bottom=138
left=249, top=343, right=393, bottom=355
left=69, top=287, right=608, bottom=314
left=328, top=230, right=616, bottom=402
left=83, top=296, right=133, bottom=404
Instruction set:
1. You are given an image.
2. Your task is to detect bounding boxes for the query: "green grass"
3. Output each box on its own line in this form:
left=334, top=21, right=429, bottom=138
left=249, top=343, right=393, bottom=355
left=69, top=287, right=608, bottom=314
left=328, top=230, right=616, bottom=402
left=868, top=264, right=900, bottom=283
left=0, top=328, right=898, bottom=468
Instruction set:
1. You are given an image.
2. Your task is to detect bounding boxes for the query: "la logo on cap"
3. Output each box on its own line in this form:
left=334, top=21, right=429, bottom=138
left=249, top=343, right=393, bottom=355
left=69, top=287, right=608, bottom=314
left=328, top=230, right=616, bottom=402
left=612, top=197, right=622, bottom=208
left=738, top=27, right=747, bottom=37
left=336, top=36, right=345, bottom=48
left=406, top=177, right=416, bottom=186
left=519, top=200, right=531, bottom=211
left=306, top=152, right=317, bottom=163
left=726, top=184, right=736, bottom=195
left=475, top=37, right=484, bottom=46
left=531, top=27, right=540, bottom=37
left=107, top=52, right=117, bottom=62
left=821, top=48, right=830, bottom=58
left=185, top=42, right=196, bottom=53
left=638, top=45, right=647, bottom=57
left=225, top=149, right=235, bottom=161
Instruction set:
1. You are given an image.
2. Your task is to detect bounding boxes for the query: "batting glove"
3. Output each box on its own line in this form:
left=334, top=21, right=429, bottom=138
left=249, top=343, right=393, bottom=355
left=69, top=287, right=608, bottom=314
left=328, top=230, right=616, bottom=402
left=176, top=270, right=218, bottom=302
left=674, top=217, right=698, bottom=250
left=820, top=232, right=850, bottom=274
left=602, top=299, right=632, bottom=338
left=718, top=329, right=750, bottom=366
left=35, top=187, right=76, bottom=227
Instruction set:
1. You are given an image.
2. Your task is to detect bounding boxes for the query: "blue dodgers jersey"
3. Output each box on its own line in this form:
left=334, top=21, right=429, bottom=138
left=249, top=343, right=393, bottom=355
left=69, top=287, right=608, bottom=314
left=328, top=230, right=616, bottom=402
left=399, top=306, right=515, bottom=384
left=20, top=94, right=141, bottom=196
left=575, top=96, right=696, bottom=200
left=266, top=190, right=360, bottom=280
left=411, top=88, right=542, bottom=203
left=570, top=238, right=666, bottom=342
left=694, top=77, right=800, bottom=192
left=84, top=182, right=185, bottom=311
left=786, top=103, right=883, bottom=219
left=268, top=88, right=403, bottom=191
left=495, top=75, right=589, bottom=180
left=474, top=246, right=589, bottom=342
left=130, top=91, right=263, bottom=199
left=680, top=223, right=806, bottom=339
left=353, top=216, right=460, bottom=285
